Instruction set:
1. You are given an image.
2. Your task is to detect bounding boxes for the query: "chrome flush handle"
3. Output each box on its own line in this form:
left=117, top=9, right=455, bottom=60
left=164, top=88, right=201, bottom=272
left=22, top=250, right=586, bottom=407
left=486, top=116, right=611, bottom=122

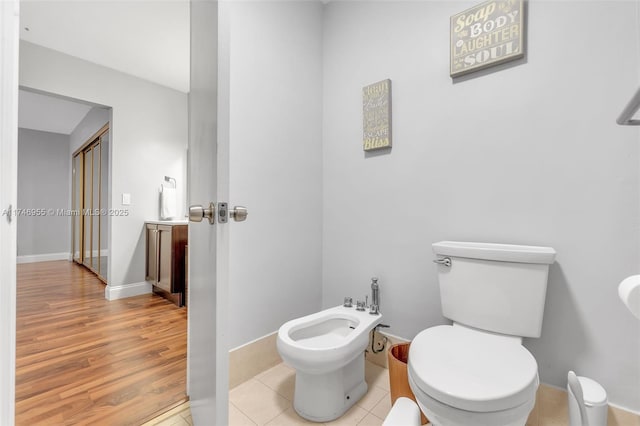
left=433, top=257, right=452, bottom=267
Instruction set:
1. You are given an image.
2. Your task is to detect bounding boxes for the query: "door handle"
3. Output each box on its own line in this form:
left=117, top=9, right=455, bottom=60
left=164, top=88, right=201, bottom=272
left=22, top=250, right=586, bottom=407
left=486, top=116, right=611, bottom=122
left=217, top=203, right=247, bottom=223
left=189, top=202, right=216, bottom=225
left=230, top=206, right=248, bottom=222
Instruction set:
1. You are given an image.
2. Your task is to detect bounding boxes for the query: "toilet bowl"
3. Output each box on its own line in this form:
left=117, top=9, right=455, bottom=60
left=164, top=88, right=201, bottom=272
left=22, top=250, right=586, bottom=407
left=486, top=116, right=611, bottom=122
left=408, top=324, right=538, bottom=426
left=277, top=305, right=383, bottom=422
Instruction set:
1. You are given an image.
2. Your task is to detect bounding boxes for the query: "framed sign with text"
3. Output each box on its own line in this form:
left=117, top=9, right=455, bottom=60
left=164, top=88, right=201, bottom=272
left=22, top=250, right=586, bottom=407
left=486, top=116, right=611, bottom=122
left=363, top=79, right=392, bottom=151
left=450, top=0, right=524, bottom=78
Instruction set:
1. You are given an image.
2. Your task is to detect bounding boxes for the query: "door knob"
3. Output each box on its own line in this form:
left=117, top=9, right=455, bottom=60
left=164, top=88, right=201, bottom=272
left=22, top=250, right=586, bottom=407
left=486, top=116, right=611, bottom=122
left=230, top=206, right=248, bottom=222
left=189, top=202, right=216, bottom=224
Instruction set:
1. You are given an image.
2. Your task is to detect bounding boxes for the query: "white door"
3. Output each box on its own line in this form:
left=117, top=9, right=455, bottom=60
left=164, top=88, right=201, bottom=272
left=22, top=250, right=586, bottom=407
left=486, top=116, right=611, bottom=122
left=0, top=1, right=19, bottom=424
left=187, top=1, right=234, bottom=424
left=1, top=2, right=234, bottom=423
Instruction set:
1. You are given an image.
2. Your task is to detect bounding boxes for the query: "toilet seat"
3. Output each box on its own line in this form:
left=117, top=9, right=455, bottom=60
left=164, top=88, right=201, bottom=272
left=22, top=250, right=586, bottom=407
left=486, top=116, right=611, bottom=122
left=408, top=324, right=538, bottom=413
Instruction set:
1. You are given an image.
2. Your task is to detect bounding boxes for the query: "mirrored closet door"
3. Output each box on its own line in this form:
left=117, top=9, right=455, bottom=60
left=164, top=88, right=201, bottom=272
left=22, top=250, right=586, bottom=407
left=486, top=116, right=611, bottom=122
left=72, top=124, right=109, bottom=282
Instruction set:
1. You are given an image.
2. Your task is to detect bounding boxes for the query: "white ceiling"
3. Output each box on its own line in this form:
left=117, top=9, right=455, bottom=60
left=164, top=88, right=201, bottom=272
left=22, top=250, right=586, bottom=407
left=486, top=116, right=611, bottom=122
left=20, top=0, right=190, bottom=93
left=19, top=90, right=93, bottom=135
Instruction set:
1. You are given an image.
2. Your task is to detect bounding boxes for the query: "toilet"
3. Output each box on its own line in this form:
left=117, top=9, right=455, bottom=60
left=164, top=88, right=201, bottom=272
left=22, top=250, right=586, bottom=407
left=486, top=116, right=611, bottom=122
left=408, top=241, right=556, bottom=426
left=277, top=305, right=383, bottom=422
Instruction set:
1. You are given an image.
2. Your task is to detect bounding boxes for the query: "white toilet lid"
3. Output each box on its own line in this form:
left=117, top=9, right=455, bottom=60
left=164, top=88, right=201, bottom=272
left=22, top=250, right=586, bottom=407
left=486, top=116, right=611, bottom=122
left=408, top=325, right=538, bottom=413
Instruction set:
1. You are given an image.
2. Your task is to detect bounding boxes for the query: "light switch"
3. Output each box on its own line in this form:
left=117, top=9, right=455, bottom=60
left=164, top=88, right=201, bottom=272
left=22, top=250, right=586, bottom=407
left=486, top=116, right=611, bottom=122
left=122, top=193, right=131, bottom=205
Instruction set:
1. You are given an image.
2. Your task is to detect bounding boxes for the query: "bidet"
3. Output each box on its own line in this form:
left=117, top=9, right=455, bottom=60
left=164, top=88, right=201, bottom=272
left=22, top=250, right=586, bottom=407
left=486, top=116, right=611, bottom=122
left=277, top=305, right=383, bottom=421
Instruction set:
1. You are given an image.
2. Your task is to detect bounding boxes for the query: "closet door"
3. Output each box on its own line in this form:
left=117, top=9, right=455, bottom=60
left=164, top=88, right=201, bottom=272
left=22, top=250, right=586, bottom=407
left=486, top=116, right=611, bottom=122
left=83, top=149, right=92, bottom=267
left=91, top=143, right=101, bottom=272
left=99, top=131, right=109, bottom=279
left=73, top=124, right=109, bottom=282
left=72, top=154, right=82, bottom=263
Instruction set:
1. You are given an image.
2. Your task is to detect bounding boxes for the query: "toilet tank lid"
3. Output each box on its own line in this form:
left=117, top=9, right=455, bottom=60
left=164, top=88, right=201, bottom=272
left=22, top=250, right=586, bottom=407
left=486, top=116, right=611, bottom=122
left=432, top=241, right=556, bottom=264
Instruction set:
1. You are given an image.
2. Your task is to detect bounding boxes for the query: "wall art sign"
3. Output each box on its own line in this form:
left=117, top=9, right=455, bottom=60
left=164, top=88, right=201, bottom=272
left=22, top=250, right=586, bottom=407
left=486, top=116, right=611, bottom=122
left=450, top=0, right=524, bottom=78
left=363, top=79, right=392, bottom=151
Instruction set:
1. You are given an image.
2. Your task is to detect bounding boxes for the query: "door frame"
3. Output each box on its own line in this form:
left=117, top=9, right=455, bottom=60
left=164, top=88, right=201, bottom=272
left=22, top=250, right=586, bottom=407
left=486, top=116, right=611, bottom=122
left=0, top=0, right=19, bottom=423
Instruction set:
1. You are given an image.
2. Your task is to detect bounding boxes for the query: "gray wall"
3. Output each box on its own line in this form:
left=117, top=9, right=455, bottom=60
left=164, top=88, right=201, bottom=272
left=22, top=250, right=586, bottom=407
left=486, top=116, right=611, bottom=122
left=17, top=128, right=70, bottom=256
left=321, top=0, right=640, bottom=412
left=224, top=1, right=324, bottom=349
left=69, top=107, right=110, bottom=154
left=20, top=41, right=188, bottom=289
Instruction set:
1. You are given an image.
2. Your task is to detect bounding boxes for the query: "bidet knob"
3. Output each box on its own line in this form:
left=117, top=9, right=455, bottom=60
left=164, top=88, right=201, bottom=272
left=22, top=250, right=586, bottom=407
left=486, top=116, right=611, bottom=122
left=356, top=300, right=365, bottom=311
left=343, top=297, right=353, bottom=307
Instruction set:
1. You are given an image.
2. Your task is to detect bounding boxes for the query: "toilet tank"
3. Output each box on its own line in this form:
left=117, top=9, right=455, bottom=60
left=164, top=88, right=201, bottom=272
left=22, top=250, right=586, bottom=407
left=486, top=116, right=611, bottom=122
left=432, top=241, right=556, bottom=338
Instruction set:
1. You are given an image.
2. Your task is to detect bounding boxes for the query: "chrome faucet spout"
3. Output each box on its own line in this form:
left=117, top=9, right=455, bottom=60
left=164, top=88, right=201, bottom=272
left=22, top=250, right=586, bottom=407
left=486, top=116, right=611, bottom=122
left=370, top=277, right=380, bottom=314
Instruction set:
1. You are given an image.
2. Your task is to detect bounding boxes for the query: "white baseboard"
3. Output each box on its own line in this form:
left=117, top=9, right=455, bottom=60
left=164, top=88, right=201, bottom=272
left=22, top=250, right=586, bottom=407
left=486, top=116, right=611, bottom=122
left=17, top=252, right=71, bottom=264
left=104, top=281, right=152, bottom=301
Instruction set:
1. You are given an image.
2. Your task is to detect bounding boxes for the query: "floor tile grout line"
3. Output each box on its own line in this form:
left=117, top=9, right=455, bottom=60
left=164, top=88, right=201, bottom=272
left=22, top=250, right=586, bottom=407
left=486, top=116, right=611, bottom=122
left=263, top=404, right=290, bottom=426
left=231, top=375, right=293, bottom=425
left=254, top=375, right=294, bottom=403
left=229, top=400, right=258, bottom=426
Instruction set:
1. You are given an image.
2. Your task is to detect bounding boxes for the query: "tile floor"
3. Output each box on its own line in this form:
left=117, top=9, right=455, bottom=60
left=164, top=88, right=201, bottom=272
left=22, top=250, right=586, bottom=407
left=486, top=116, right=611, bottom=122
left=226, top=364, right=640, bottom=426
left=148, top=360, right=640, bottom=426
left=151, top=361, right=392, bottom=426
left=229, top=361, right=392, bottom=426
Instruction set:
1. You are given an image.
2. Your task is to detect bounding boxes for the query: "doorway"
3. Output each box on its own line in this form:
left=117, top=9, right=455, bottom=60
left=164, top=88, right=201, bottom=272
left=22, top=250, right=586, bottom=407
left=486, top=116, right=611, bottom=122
left=14, top=84, right=189, bottom=422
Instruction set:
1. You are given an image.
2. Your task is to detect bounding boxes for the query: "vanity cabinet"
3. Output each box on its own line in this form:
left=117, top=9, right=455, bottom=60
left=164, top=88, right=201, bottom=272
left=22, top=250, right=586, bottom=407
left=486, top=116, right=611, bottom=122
left=145, top=222, right=188, bottom=306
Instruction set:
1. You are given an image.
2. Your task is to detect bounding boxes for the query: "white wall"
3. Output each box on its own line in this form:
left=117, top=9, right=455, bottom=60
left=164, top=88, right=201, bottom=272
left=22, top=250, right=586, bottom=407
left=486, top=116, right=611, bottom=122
left=20, top=41, right=188, bottom=289
left=322, top=0, right=640, bottom=412
left=17, top=128, right=70, bottom=257
left=224, top=1, right=324, bottom=349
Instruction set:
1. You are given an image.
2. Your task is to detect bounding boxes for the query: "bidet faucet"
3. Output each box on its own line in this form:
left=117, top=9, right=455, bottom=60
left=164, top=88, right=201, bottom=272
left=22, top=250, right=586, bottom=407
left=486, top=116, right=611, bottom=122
left=370, top=277, right=380, bottom=314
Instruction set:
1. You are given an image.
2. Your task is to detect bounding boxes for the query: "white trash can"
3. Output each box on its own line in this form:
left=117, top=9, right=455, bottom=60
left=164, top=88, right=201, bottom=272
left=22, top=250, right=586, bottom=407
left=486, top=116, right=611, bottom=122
left=567, top=373, right=608, bottom=426
left=382, top=397, right=422, bottom=426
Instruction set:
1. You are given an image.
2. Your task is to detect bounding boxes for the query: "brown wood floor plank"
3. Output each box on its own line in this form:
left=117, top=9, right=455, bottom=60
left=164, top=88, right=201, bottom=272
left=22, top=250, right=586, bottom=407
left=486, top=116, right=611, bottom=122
left=15, top=261, right=187, bottom=425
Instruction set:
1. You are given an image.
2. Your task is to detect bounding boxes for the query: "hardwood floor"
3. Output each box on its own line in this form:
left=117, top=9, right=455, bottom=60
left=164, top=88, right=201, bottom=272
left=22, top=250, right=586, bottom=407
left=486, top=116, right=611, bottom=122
left=15, top=261, right=187, bottom=425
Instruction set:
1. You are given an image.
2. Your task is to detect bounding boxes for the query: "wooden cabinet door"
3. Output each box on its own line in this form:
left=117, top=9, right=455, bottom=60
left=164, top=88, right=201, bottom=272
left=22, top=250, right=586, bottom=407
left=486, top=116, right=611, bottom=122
left=157, top=225, right=173, bottom=292
left=145, top=224, right=158, bottom=283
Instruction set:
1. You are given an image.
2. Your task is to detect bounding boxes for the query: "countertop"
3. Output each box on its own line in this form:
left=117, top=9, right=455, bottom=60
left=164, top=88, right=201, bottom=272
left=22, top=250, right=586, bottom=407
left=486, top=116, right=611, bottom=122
left=146, top=219, right=189, bottom=225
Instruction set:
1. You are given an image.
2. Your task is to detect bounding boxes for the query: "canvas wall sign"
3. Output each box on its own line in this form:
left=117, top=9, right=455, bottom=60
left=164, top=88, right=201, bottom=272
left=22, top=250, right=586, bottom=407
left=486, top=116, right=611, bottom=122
left=363, top=79, right=392, bottom=151
left=450, top=0, right=524, bottom=77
